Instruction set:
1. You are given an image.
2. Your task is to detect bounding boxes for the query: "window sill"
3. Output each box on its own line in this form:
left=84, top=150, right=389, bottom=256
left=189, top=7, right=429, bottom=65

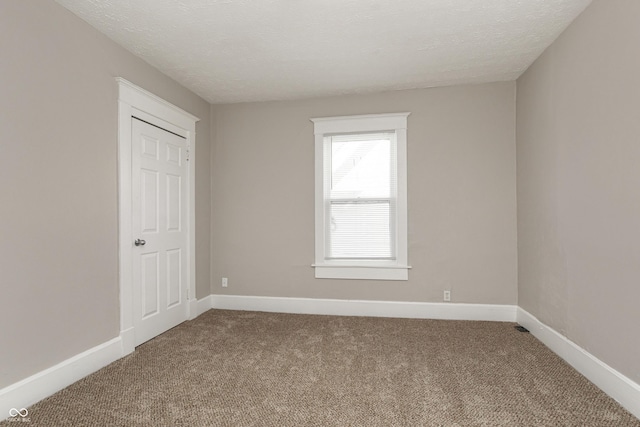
left=312, top=264, right=410, bottom=281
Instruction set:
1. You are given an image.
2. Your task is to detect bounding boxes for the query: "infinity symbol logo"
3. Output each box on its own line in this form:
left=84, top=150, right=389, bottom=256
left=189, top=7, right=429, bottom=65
left=9, top=408, right=28, bottom=417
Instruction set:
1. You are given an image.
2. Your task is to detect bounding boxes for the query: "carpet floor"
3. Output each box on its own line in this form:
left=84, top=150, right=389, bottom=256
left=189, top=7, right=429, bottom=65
left=4, top=310, right=639, bottom=426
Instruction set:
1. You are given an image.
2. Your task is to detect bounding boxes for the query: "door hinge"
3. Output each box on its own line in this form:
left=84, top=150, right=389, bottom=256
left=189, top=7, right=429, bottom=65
left=186, top=148, right=190, bottom=162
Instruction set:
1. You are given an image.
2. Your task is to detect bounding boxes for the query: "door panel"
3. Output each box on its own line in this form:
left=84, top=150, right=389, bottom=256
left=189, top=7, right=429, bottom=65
left=141, top=169, right=159, bottom=233
left=166, top=174, right=181, bottom=231
left=141, top=252, right=159, bottom=318
left=132, top=118, right=188, bottom=346
left=166, top=248, right=182, bottom=308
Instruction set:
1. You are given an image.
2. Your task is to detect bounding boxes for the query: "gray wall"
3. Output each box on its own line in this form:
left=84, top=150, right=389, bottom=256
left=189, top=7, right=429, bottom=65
left=0, top=0, right=211, bottom=388
left=211, top=83, right=518, bottom=304
left=516, top=0, right=640, bottom=383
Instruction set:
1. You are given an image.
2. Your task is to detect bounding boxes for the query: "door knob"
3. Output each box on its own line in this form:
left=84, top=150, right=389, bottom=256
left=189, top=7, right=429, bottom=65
left=134, top=239, right=146, bottom=246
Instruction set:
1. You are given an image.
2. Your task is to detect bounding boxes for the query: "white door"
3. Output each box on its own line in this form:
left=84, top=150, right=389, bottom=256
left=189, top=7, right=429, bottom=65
left=131, top=117, right=189, bottom=346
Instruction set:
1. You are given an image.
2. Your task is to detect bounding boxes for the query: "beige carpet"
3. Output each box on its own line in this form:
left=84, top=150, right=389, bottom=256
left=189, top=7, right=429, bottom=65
left=4, top=310, right=639, bottom=426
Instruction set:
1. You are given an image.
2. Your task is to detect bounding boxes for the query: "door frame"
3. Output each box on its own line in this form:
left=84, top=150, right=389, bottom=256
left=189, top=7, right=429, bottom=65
left=116, top=78, right=199, bottom=355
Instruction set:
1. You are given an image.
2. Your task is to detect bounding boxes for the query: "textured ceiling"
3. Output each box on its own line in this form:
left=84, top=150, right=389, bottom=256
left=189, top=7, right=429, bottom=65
left=54, top=0, right=593, bottom=104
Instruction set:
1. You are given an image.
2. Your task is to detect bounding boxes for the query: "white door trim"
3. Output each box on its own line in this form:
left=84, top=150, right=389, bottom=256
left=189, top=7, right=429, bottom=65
left=116, top=78, right=199, bottom=355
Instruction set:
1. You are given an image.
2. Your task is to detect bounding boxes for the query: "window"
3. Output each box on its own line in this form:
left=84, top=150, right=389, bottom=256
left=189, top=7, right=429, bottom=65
left=311, top=113, right=410, bottom=280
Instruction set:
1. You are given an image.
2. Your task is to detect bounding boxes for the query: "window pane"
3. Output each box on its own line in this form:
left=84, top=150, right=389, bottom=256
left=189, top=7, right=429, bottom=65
left=329, top=201, right=392, bottom=259
left=331, top=135, right=391, bottom=199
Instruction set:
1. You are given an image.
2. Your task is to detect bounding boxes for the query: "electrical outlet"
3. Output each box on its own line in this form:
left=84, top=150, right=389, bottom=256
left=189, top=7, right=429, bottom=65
left=443, top=290, right=451, bottom=302
left=222, top=277, right=228, bottom=288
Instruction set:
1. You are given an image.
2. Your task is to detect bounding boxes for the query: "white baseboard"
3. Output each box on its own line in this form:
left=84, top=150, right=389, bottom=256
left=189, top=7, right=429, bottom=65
left=196, top=295, right=214, bottom=316
left=517, top=308, right=640, bottom=420
left=0, top=300, right=219, bottom=420
left=9, top=300, right=635, bottom=422
left=210, top=294, right=517, bottom=322
left=0, top=336, right=124, bottom=420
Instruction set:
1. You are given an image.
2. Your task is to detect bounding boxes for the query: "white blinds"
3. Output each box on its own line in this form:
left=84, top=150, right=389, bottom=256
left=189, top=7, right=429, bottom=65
left=326, top=132, right=396, bottom=260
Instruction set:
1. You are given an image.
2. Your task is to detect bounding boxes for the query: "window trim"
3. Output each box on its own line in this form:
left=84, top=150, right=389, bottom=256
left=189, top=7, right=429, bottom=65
left=311, top=113, right=410, bottom=281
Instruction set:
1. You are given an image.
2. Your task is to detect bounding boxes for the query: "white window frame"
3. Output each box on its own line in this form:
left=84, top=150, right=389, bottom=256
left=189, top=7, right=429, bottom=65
left=311, top=113, right=410, bottom=281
